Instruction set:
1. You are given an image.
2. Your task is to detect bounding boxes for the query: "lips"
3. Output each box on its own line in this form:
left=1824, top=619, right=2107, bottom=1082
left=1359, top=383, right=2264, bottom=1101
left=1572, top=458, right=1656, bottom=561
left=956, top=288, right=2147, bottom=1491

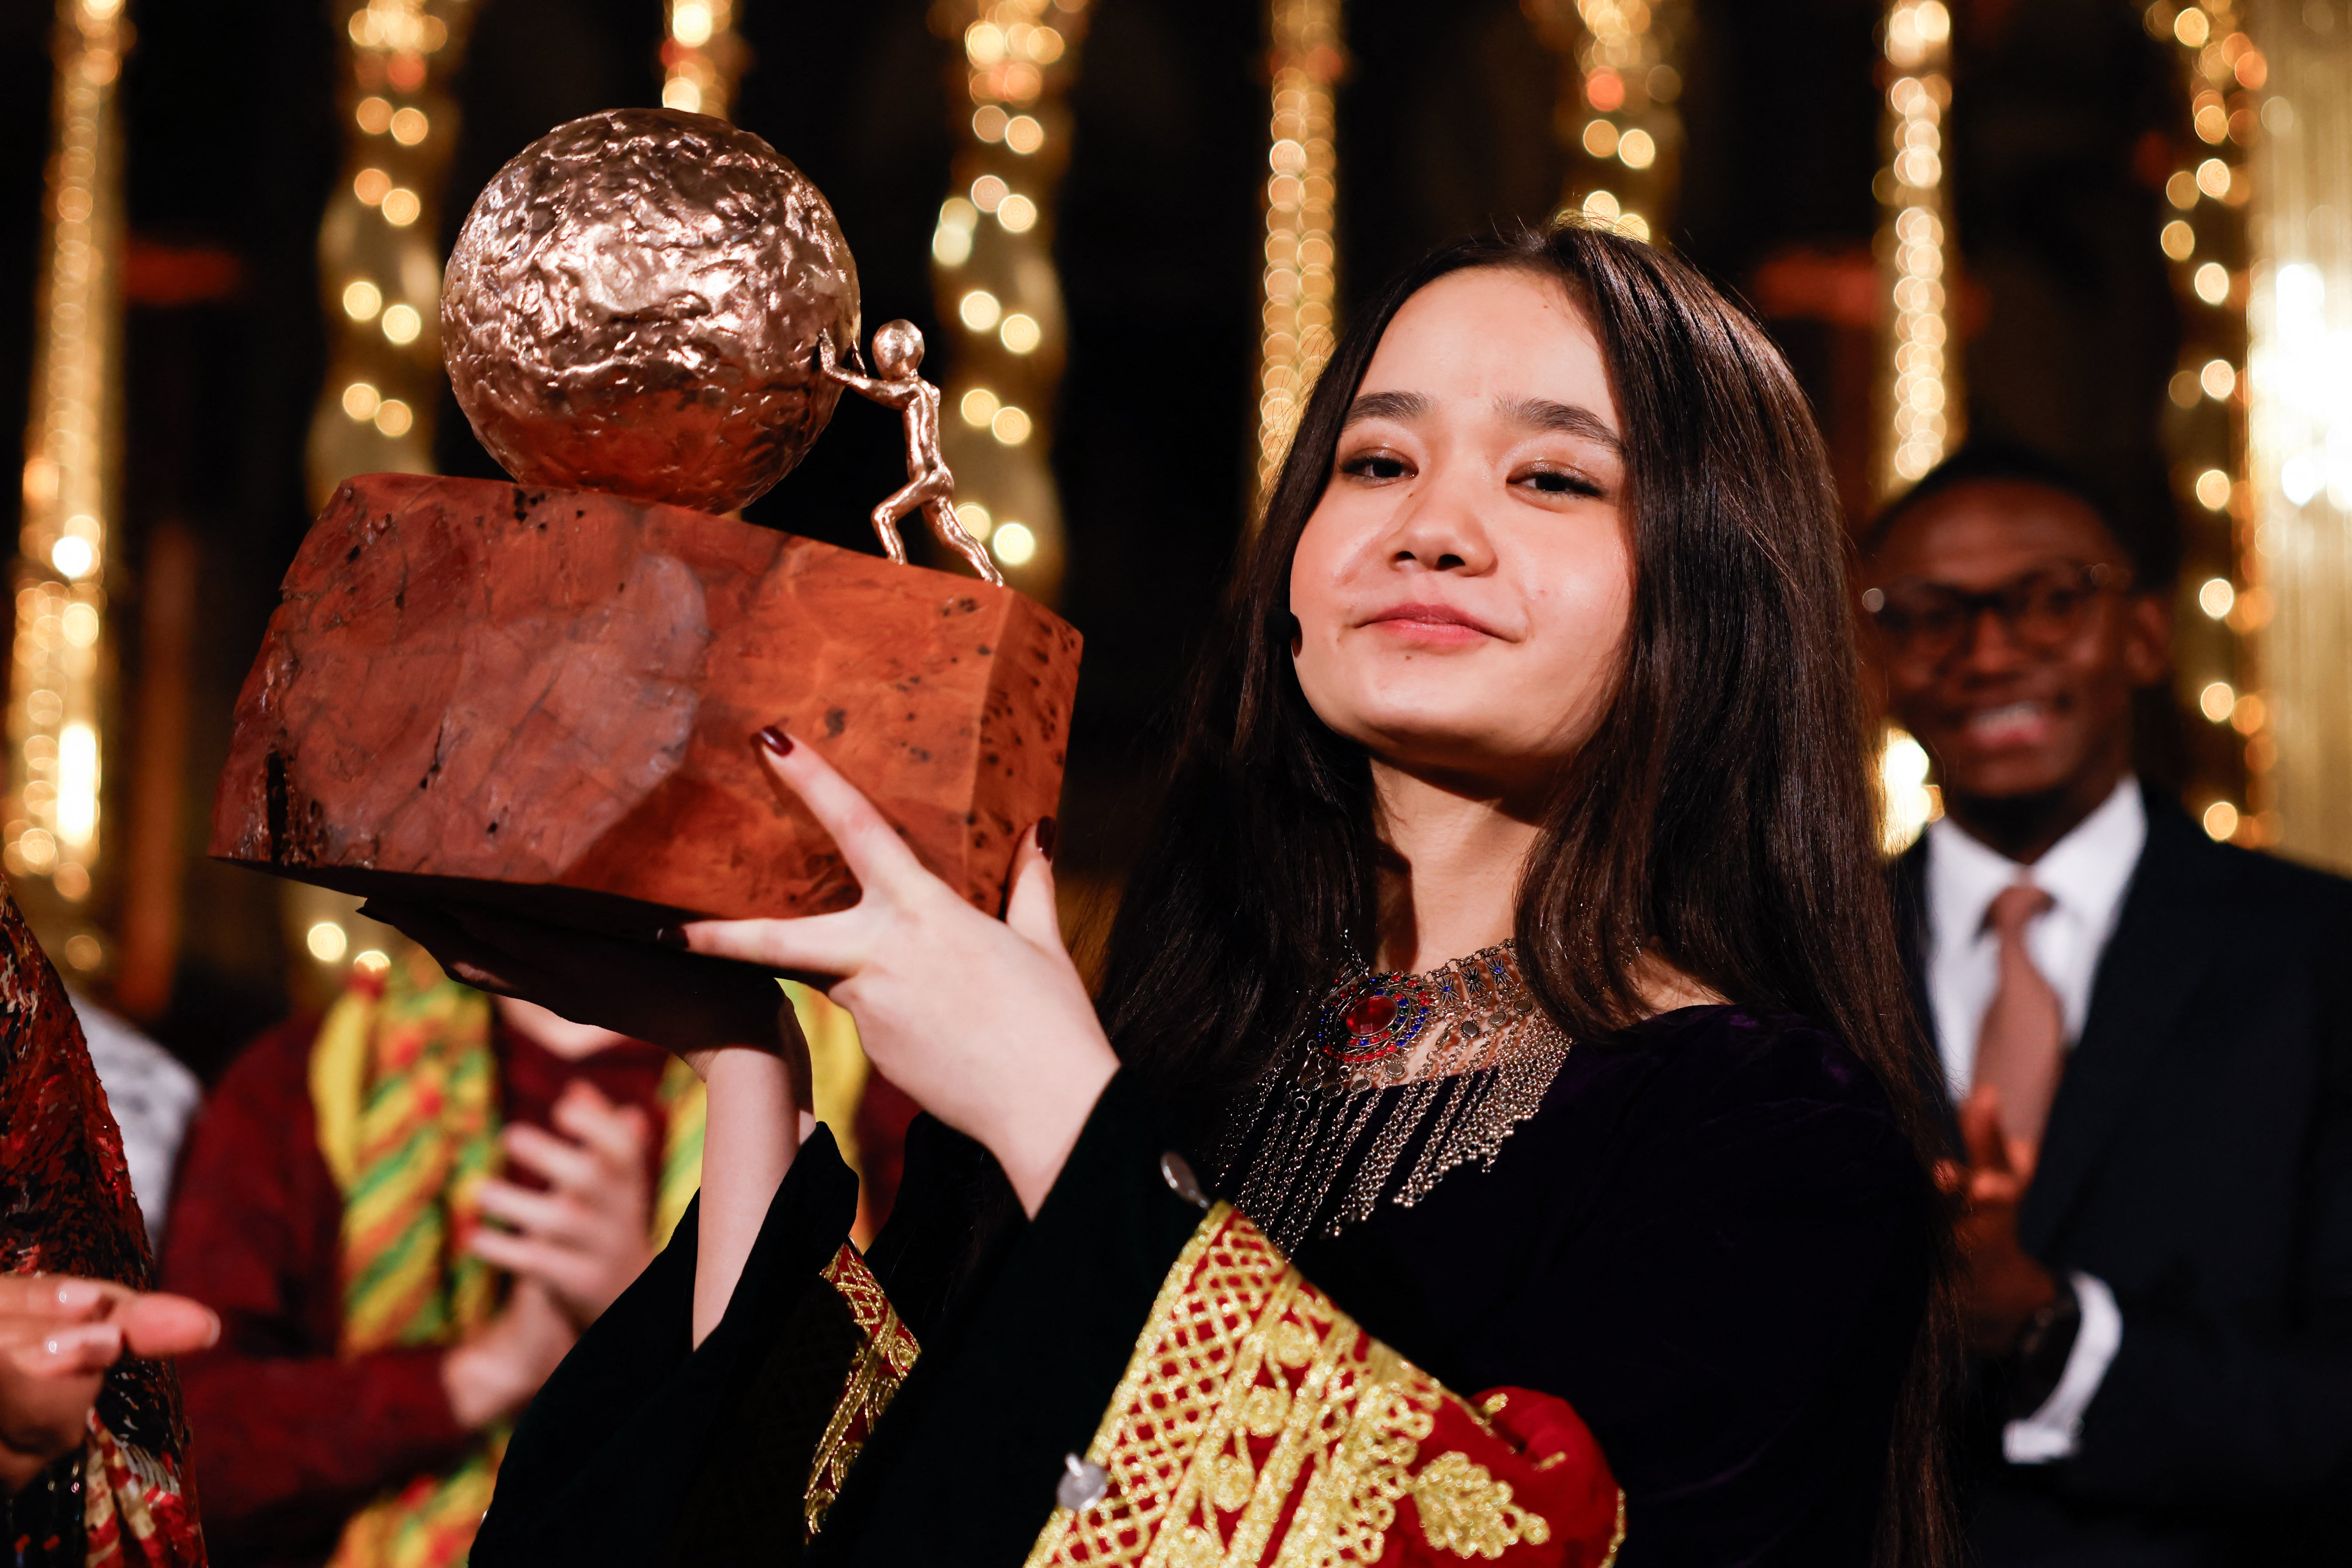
left=1361, top=602, right=1499, bottom=640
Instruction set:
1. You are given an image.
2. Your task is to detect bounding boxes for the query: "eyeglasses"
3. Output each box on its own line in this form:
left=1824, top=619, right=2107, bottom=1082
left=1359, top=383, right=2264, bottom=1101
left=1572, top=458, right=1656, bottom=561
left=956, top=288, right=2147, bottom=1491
left=1861, top=562, right=2129, bottom=665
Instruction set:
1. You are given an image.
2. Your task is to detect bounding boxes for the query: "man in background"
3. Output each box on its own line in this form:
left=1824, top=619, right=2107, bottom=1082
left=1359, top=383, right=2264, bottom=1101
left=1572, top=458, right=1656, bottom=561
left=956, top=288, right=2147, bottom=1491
left=161, top=946, right=704, bottom=1568
left=1866, top=444, right=2352, bottom=1565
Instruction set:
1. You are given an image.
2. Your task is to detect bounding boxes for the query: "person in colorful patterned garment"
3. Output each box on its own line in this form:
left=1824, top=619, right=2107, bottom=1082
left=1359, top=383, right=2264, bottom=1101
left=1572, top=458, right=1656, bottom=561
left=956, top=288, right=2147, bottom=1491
left=0, top=877, right=211, bottom=1568
left=377, top=222, right=1952, bottom=1567
left=154, top=947, right=720, bottom=1568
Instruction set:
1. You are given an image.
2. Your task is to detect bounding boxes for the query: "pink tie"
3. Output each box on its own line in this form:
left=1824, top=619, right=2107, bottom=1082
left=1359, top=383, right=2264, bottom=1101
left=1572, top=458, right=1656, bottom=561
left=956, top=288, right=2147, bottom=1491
left=1974, top=882, right=2065, bottom=1152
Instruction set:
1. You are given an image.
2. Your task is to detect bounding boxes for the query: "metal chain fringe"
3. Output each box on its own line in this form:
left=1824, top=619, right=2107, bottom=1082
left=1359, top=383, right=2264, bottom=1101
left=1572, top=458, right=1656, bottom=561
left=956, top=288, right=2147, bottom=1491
left=1213, top=941, right=1573, bottom=1254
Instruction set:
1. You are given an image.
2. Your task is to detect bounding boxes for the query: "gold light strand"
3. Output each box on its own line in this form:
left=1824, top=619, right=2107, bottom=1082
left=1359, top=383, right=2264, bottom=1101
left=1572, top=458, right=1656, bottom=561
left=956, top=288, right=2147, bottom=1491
left=2242, top=0, right=2348, bottom=862
left=2148, top=0, right=2267, bottom=845
left=1875, top=0, right=1960, bottom=496
left=305, top=0, right=474, bottom=512
left=931, top=0, right=1087, bottom=594
left=1868, top=0, right=1959, bottom=854
left=1523, top=0, right=1686, bottom=242
left=662, top=0, right=746, bottom=119
left=8, top=0, right=130, bottom=942
left=287, top=0, right=473, bottom=992
left=1254, top=0, right=1343, bottom=511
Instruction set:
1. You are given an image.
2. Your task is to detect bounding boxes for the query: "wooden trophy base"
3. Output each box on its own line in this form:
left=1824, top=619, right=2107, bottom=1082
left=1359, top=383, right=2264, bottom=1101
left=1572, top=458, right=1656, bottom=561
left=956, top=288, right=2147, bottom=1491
left=210, top=473, right=1081, bottom=932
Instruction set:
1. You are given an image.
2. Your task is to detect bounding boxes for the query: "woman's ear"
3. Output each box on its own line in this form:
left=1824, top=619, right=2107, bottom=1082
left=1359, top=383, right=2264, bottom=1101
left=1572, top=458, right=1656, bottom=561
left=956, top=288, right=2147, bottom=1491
left=1288, top=612, right=1304, bottom=659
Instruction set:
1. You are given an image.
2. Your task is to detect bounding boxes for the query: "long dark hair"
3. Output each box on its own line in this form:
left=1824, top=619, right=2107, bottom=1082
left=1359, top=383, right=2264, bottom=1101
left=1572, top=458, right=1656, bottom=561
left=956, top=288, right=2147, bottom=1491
left=1094, top=220, right=1955, bottom=1568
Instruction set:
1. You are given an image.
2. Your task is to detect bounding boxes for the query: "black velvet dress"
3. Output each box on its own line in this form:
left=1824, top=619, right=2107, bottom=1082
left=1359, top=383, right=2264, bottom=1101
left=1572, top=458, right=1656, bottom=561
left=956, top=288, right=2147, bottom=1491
left=472, top=1004, right=1932, bottom=1567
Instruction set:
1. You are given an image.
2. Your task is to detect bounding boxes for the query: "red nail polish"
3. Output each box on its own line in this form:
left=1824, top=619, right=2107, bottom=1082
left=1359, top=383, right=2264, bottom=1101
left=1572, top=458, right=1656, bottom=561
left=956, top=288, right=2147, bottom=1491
left=755, top=725, right=794, bottom=757
left=1035, top=816, right=1057, bottom=862
left=652, top=925, right=689, bottom=949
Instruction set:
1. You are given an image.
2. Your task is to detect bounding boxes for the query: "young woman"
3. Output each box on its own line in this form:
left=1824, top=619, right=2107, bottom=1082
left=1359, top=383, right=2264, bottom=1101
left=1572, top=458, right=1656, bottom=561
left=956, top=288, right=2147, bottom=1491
left=381, top=221, right=1952, bottom=1567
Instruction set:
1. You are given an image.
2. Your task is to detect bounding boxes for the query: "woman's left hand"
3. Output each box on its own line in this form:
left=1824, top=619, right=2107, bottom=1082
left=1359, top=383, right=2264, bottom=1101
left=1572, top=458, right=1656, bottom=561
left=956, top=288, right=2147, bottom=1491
left=681, top=728, right=1118, bottom=1215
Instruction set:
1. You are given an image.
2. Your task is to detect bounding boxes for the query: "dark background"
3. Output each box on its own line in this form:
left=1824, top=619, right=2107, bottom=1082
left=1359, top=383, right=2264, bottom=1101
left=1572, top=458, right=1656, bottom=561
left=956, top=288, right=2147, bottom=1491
left=0, top=0, right=2202, bottom=1078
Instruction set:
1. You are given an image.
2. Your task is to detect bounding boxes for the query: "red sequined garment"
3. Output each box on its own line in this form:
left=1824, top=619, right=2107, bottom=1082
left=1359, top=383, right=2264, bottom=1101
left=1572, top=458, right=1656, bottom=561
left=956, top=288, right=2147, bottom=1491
left=0, top=880, right=205, bottom=1566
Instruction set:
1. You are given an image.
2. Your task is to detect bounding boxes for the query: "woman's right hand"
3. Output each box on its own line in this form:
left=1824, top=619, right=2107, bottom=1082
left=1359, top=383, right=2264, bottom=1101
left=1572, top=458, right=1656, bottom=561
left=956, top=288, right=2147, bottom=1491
left=678, top=731, right=1117, bottom=1217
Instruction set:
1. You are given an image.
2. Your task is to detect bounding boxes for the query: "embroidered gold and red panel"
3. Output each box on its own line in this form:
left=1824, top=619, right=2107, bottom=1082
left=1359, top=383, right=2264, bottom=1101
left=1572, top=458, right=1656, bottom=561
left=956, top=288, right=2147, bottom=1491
left=1024, top=1205, right=1623, bottom=1567
left=803, top=1244, right=922, bottom=1540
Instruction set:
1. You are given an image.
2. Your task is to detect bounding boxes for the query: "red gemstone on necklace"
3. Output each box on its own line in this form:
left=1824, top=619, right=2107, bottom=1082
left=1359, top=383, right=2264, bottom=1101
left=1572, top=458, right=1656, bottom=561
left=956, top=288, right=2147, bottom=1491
left=1345, top=991, right=1398, bottom=1038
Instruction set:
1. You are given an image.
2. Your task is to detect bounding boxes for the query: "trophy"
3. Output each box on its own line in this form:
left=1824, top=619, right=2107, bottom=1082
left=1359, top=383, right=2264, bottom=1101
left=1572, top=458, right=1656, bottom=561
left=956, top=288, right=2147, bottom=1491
left=210, top=109, right=1081, bottom=927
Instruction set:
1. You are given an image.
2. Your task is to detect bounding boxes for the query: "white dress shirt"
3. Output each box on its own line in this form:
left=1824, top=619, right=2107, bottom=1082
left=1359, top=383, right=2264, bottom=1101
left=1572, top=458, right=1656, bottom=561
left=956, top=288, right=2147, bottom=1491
left=1921, top=776, right=2144, bottom=1464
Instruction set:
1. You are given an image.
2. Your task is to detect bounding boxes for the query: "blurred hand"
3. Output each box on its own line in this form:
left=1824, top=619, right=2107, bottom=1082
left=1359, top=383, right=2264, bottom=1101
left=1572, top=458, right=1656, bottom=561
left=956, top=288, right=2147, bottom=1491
left=679, top=729, right=1117, bottom=1216
left=470, top=1080, right=658, bottom=1329
left=0, top=1275, right=218, bottom=1492
left=362, top=901, right=818, bottom=1349
left=1937, top=1088, right=2060, bottom=1355
left=439, top=1279, right=576, bottom=1430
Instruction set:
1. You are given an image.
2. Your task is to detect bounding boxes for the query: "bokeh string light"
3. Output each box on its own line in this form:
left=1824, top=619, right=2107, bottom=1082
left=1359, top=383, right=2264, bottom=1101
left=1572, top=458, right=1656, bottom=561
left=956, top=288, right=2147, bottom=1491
left=1870, top=0, right=1961, bottom=851
left=931, top=0, right=1088, bottom=594
left=1523, top=0, right=1687, bottom=244
left=288, top=0, right=475, bottom=983
left=1254, top=0, right=1343, bottom=512
left=2147, top=0, right=2266, bottom=845
left=662, top=0, right=746, bottom=119
left=2244, top=0, right=2351, bottom=863
left=306, top=0, right=476, bottom=512
left=9, top=0, right=130, bottom=950
left=1875, top=0, right=1961, bottom=495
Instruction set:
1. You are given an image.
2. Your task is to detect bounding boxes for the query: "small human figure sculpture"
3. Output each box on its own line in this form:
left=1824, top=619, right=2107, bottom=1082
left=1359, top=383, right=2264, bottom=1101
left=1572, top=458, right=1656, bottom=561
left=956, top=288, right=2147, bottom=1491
left=819, top=322, right=1003, bottom=585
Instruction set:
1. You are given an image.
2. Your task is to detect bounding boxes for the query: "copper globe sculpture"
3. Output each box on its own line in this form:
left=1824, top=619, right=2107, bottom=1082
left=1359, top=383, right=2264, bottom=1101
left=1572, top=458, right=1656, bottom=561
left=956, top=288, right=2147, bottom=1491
left=440, top=107, right=860, bottom=515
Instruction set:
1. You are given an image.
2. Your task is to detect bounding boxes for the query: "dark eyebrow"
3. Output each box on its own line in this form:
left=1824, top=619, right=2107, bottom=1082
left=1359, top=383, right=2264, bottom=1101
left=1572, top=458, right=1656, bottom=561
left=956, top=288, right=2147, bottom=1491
left=1497, top=396, right=1622, bottom=453
left=1342, top=390, right=1430, bottom=426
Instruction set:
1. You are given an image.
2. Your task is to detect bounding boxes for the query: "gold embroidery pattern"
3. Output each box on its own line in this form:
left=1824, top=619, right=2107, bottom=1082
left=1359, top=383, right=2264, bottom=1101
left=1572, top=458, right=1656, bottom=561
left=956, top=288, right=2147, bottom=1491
left=821, top=1243, right=920, bottom=1378
left=1408, top=1452, right=1550, bottom=1559
left=1022, top=1205, right=1553, bottom=1567
left=804, top=1245, right=920, bottom=1541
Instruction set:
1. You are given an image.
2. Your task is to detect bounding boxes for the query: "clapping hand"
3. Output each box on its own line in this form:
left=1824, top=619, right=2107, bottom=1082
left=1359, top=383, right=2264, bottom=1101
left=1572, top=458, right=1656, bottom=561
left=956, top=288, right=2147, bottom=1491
left=365, top=865, right=817, bottom=1346
left=0, top=1275, right=218, bottom=1491
left=470, top=1080, right=659, bottom=1329
left=439, top=1279, right=578, bottom=1430
left=1936, top=1087, right=2060, bottom=1354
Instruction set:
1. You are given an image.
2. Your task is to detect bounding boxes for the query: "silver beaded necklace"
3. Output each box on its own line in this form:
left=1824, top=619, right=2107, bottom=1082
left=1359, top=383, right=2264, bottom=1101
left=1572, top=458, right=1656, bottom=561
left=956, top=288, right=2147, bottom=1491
left=1212, top=940, right=1574, bottom=1254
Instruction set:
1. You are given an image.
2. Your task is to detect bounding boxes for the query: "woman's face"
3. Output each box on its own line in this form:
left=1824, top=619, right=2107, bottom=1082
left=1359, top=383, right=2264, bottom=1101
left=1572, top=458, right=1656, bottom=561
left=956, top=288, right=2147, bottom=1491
left=1290, top=267, right=1633, bottom=795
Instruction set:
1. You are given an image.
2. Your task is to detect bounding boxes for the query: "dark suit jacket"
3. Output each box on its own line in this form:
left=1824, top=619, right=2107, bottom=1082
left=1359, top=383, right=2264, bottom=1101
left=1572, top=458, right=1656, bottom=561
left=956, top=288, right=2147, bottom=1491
left=1894, top=787, right=2352, bottom=1566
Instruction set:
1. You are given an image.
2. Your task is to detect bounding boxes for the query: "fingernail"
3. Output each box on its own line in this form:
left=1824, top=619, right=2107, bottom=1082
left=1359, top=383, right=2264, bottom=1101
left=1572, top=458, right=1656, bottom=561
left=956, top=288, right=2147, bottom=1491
left=755, top=725, right=795, bottom=757
left=43, top=1325, right=113, bottom=1359
left=201, top=1309, right=221, bottom=1349
left=52, top=1278, right=102, bottom=1311
left=653, top=925, right=689, bottom=949
left=1035, top=816, right=1058, bottom=862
